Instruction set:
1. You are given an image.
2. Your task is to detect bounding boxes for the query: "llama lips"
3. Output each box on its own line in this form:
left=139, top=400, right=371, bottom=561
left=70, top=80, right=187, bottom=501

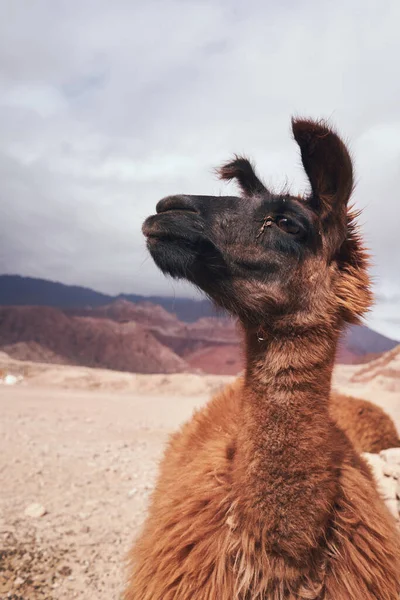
left=141, top=215, right=163, bottom=239
left=142, top=211, right=203, bottom=243
left=142, top=216, right=189, bottom=242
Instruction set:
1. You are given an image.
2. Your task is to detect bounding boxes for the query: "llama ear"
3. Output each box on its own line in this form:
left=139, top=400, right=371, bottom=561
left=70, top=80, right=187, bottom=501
left=217, top=156, right=268, bottom=196
left=292, top=118, right=353, bottom=216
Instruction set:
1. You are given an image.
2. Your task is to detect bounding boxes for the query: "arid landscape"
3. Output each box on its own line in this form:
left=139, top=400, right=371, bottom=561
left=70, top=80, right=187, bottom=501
left=0, top=345, right=399, bottom=600
left=1, top=276, right=399, bottom=377
left=2, top=4, right=400, bottom=597
left=0, top=277, right=399, bottom=599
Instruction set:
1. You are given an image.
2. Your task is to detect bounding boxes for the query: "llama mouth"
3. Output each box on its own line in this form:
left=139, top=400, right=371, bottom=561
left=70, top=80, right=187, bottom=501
left=142, top=213, right=204, bottom=244
left=145, top=232, right=188, bottom=244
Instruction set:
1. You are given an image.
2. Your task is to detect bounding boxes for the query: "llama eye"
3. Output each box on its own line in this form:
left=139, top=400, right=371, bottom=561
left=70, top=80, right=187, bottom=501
left=277, top=217, right=300, bottom=235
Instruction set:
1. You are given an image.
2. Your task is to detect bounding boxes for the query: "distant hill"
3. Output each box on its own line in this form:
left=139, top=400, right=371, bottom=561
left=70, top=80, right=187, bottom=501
left=341, top=324, right=399, bottom=357
left=0, top=275, right=113, bottom=309
left=0, top=275, right=398, bottom=372
left=0, top=305, right=188, bottom=374
left=351, top=344, right=400, bottom=391
left=0, top=275, right=214, bottom=322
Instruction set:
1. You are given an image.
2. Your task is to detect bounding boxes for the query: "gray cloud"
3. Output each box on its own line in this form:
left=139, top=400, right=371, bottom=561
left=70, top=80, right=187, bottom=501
left=0, top=0, right=399, bottom=339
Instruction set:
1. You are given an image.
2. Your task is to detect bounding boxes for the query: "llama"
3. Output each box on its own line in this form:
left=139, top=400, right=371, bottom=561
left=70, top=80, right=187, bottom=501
left=126, top=119, right=400, bottom=599
left=330, top=391, right=400, bottom=453
left=221, top=380, right=400, bottom=454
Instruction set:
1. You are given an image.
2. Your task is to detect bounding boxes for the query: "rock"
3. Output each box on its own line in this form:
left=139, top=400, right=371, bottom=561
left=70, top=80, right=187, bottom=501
left=127, top=487, right=138, bottom=497
left=59, top=565, right=72, bottom=576
left=380, top=448, right=400, bottom=465
left=363, top=452, right=384, bottom=475
left=14, top=576, right=25, bottom=587
left=377, top=476, right=398, bottom=500
left=24, top=503, right=47, bottom=518
left=1, top=374, right=23, bottom=386
left=383, top=463, right=400, bottom=479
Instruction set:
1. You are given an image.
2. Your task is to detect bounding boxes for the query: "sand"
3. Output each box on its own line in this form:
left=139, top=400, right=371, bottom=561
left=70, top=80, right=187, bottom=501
left=0, top=356, right=399, bottom=599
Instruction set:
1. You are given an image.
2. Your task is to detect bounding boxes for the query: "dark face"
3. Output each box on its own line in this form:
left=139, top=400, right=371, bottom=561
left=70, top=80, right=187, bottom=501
left=142, top=119, right=371, bottom=327
left=143, top=192, right=322, bottom=321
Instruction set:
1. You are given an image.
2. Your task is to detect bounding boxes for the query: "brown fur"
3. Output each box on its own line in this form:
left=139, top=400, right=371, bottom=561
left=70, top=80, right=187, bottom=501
left=330, top=392, right=400, bottom=453
left=126, top=119, right=400, bottom=599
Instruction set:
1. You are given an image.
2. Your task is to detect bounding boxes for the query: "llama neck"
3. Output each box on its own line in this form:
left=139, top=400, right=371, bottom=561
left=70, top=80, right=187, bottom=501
left=244, top=324, right=337, bottom=402
left=235, top=324, right=343, bottom=559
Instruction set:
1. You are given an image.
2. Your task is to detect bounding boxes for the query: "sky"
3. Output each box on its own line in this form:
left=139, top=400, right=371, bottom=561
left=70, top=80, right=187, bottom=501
left=0, top=0, right=399, bottom=339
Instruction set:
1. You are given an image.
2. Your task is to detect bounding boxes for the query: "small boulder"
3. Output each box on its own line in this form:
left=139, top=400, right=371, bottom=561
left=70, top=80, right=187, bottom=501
left=383, top=463, right=400, bottom=479
left=24, top=503, right=47, bottom=518
left=380, top=448, right=400, bottom=465
left=363, top=452, right=384, bottom=476
left=377, top=476, right=398, bottom=501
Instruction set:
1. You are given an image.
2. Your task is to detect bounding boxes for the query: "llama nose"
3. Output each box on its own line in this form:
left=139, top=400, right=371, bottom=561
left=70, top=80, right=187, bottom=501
left=156, top=195, right=198, bottom=214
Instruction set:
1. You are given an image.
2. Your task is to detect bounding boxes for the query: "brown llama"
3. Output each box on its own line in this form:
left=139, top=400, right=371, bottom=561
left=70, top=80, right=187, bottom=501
left=219, top=380, right=400, bottom=454
left=330, top=391, right=400, bottom=453
left=126, top=119, right=400, bottom=599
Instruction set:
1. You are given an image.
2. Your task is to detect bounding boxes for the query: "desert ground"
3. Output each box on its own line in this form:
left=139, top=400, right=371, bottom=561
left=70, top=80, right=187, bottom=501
left=0, top=351, right=399, bottom=599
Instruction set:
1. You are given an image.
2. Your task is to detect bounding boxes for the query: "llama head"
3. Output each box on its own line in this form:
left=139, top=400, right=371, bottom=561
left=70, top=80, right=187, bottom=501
left=142, top=118, right=372, bottom=329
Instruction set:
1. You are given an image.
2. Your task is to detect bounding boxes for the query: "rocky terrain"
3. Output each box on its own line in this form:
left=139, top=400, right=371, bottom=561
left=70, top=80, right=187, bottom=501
left=0, top=305, right=188, bottom=375
left=0, top=348, right=399, bottom=599
left=1, top=275, right=398, bottom=375
left=1, top=296, right=398, bottom=376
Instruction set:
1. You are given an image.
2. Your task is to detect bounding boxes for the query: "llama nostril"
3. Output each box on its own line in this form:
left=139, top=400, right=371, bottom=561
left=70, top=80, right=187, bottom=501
left=156, top=195, right=197, bottom=214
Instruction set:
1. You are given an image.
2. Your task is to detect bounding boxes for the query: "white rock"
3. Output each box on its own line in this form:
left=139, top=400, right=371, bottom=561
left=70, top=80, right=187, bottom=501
left=3, top=374, right=22, bottom=386
left=363, top=452, right=385, bottom=475
left=127, top=488, right=138, bottom=498
left=380, top=448, right=400, bottom=465
left=14, top=577, right=24, bottom=587
left=383, top=463, right=400, bottom=479
left=24, top=503, right=47, bottom=518
left=377, top=476, right=398, bottom=500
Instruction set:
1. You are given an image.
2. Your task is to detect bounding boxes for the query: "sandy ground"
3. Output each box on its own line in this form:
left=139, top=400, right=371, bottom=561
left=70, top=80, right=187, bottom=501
left=0, top=384, right=210, bottom=599
left=0, top=357, right=399, bottom=599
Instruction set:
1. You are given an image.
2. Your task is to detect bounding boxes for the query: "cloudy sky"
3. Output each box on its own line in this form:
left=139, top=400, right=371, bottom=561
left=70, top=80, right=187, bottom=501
left=1, top=0, right=399, bottom=338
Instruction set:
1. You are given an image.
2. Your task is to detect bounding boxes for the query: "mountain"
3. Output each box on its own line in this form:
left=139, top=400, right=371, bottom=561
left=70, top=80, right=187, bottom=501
left=340, top=324, right=399, bottom=357
left=351, top=344, right=400, bottom=392
left=0, top=305, right=188, bottom=374
left=66, top=298, right=181, bottom=328
left=0, top=275, right=398, bottom=373
left=0, top=275, right=113, bottom=308
left=66, top=303, right=241, bottom=373
left=0, top=275, right=214, bottom=321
